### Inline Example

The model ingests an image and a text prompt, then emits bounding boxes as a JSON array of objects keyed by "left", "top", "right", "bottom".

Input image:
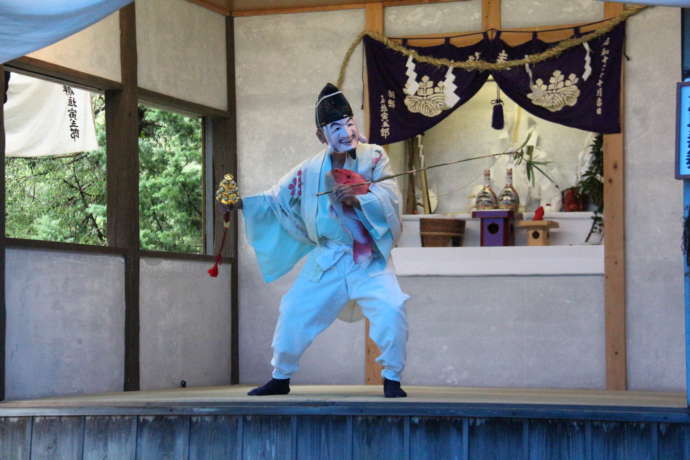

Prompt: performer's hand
[{"left": 334, "top": 184, "right": 360, "bottom": 208}]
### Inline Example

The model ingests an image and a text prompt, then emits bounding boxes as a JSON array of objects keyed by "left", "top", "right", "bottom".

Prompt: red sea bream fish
[{"left": 330, "top": 168, "right": 373, "bottom": 263}]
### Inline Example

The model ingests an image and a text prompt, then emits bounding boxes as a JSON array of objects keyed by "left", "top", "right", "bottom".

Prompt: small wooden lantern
[
  {"left": 471, "top": 210, "right": 520, "bottom": 247},
  {"left": 516, "top": 220, "right": 560, "bottom": 246}
]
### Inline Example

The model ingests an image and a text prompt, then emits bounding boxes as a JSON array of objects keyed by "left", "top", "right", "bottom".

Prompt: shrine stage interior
[{"left": 1, "top": 385, "right": 689, "bottom": 459}]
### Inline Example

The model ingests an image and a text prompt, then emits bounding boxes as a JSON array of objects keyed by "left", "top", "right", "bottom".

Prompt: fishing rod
[{"left": 317, "top": 135, "right": 559, "bottom": 196}]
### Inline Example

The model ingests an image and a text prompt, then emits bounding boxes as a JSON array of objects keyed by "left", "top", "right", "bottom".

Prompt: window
[
  {"left": 138, "top": 103, "right": 204, "bottom": 254},
  {"left": 5, "top": 72, "right": 106, "bottom": 245}
]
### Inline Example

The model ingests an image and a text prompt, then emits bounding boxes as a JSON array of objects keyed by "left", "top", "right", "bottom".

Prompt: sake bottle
[
  {"left": 475, "top": 169, "right": 498, "bottom": 210},
  {"left": 498, "top": 168, "right": 520, "bottom": 212}
]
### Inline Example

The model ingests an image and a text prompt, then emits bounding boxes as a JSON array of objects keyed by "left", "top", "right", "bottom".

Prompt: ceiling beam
[
  {"left": 188, "top": 0, "right": 231, "bottom": 16},
  {"left": 186, "top": 0, "right": 466, "bottom": 18}
]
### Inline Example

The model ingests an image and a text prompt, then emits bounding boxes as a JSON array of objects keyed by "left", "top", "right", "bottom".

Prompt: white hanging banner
[
  {"left": 4, "top": 73, "right": 99, "bottom": 157},
  {"left": 0, "top": 0, "right": 133, "bottom": 64}
]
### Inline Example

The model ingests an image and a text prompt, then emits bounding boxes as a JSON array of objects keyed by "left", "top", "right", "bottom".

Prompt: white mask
[{"left": 321, "top": 117, "right": 360, "bottom": 153}]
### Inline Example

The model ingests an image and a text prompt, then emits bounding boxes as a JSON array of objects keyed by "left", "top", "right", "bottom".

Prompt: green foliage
[
  {"left": 510, "top": 134, "right": 559, "bottom": 189},
  {"left": 578, "top": 133, "right": 604, "bottom": 240},
  {"left": 5, "top": 95, "right": 204, "bottom": 253},
  {"left": 138, "top": 104, "right": 203, "bottom": 253},
  {"left": 578, "top": 133, "right": 604, "bottom": 212}
]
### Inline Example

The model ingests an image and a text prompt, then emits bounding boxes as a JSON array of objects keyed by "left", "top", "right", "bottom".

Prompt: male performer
[{"left": 229, "top": 83, "right": 409, "bottom": 398}]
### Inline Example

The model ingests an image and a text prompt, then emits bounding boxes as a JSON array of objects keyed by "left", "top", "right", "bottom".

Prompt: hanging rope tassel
[
  {"left": 491, "top": 86, "right": 504, "bottom": 130},
  {"left": 208, "top": 211, "right": 231, "bottom": 278}
]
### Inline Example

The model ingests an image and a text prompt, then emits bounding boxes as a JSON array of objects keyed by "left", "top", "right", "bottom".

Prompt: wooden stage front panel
[{"left": 1, "top": 386, "right": 689, "bottom": 460}]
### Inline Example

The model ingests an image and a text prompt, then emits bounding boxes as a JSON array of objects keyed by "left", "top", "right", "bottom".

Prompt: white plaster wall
[
  {"left": 27, "top": 12, "right": 121, "bottom": 83},
  {"left": 5, "top": 249, "right": 125, "bottom": 400},
  {"left": 402, "top": 276, "right": 605, "bottom": 388},
  {"left": 139, "top": 258, "right": 231, "bottom": 390},
  {"left": 501, "top": 0, "right": 603, "bottom": 28},
  {"left": 624, "top": 7, "right": 684, "bottom": 391},
  {"left": 234, "top": 4, "right": 684, "bottom": 391},
  {"left": 235, "top": 10, "right": 366, "bottom": 385},
  {"left": 384, "top": 1, "right": 482, "bottom": 36},
  {"left": 136, "top": 0, "right": 227, "bottom": 110}
]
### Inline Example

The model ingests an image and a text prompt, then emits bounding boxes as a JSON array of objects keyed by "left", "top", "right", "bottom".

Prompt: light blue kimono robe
[
  {"left": 241, "top": 143, "right": 409, "bottom": 381},
  {"left": 242, "top": 142, "right": 403, "bottom": 285}
]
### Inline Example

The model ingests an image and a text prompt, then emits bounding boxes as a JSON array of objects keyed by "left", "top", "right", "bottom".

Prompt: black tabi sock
[
  {"left": 247, "top": 378, "right": 290, "bottom": 396},
  {"left": 383, "top": 378, "right": 407, "bottom": 398}
]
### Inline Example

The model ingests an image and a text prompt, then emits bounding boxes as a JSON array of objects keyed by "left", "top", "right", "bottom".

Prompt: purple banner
[{"left": 365, "top": 23, "right": 624, "bottom": 145}]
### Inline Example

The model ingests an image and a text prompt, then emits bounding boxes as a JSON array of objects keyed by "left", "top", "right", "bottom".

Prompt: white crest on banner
[
  {"left": 527, "top": 70, "right": 581, "bottom": 112},
  {"left": 524, "top": 52, "right": 581, "bottom": 113},
  {"left": 4, "top": 73, "right": 99, "bottom": 157},
  {"left": 403, "top": 55, "right": 419, "bottom": 97},
  {"left": 582, "top": 42, "right": 592, "bottom": 81},
  {"left": 402, "top": 56, "right": 460, "bottom": 118},
  {"left": 443, "top": 66, "right": 460, "bottom": 108}
]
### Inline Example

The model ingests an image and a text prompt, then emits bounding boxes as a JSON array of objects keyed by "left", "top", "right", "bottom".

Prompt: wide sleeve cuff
[
  {"left": 355, "top": 192, "right": 389, "bottom": 240},
  {"left": 242, "top": 194, "right": 313, "bottom": 283}
]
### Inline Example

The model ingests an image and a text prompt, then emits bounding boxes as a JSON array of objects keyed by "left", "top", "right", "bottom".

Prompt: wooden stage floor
[{"left": 0, "top": 385, "right": 685, "bottom": 419}]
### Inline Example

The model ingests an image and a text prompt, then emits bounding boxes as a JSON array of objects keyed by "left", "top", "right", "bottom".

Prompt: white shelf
[
  {"left": 399, "top": 212, "right": 599, "bottom": 248},
  {"left": 392, "top": 245, "right": 604, "bottom": 277}
]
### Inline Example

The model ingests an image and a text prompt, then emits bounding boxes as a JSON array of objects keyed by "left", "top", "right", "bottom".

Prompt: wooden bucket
[{"left": 420, "top": 218, "right": 465, "bottom": 247}]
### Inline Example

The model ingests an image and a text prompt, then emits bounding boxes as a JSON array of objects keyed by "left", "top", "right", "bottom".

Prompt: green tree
[
  {"left": 138, "top": 104, "right": 203, "bottom": 253},
  {"left": 5, "top": 95, "right": 107, "bottom": 245}
]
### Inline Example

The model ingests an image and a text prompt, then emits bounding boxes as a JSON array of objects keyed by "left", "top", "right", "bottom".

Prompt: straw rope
[{"left": 336, "top": 5, "right": 648, "bottom": 88}]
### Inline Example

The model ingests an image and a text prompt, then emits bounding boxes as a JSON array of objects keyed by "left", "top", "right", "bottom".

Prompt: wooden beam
[
  {"left": 231, "top": 0, "right": 462, "bottom": 17},
  {"left": 403, "top": 34, "right": 483, "bottom": 47},
  {"left": 5, "top": 238, "right": 127, "bottom": 256},
  {"left": 5, "top": 56, "right": 122, "bottom": 92},
  {"left": 363, "top": 2, "right": 385, "bottom": 386},
  {"left": 138, "top": 87, "right": 230, "bottom": 118},
  {"left": 363, "top": 2, "right": 383, "bottom": 141},
  {"left": 482, "top": 0, "right": 501, "bottom": 31},
  {"left": 106, "top": 4, "right": 140, "bottom": 392},
  {"left": 382, "top": 0, "right": 463, "bottom": 5},
  {"left": 365, "top": 2, "right": 384, "bottom": 33},
  {"left": 233, "top": 1, "right": 364, "bottom": 16},
  {"left": 188, "top": 0, "right": 231, "bottom": 16},
  {"left": 139, "top": 250, "right": 233, "bottom": 264},
  {"left": 394, "top": 18, "right": 609, "bottom": 47},
  {"left": 603, "top": 1, "right": 627, "bottom": 391},
  {"left": 227, "top": 16, "right": 240, "bottom": 385},
  {"left": 0, "top": 67, "right": 6, "bottom": 401}
]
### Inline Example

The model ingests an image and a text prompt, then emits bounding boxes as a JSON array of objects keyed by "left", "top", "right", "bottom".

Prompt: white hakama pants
[{"left": 270, "top": 246, "right": 409, "bottom": 382}]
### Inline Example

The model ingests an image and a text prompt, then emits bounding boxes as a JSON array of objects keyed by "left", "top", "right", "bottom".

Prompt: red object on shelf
[
  {"left": 562, "top": 187, "right": 585, "bottom": 211},
  {"left": 533, "top": 206, "right": 544, "bottom": 221}
]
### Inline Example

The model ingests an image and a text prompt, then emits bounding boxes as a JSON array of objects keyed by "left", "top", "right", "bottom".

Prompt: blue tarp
[{"left": 0, "top": 0, "right": 133, "bottom": 64}]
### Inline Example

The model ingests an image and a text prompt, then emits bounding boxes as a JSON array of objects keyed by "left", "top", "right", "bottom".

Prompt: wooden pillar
[
  {"left": 363, "top": 2, "right": 383, "bottom": 140},
  {"left": 0, "top": 68, "right": 6, "bottom": 401},
  {"left": 364, "top": 2, "right": 385, "bottom": 385},
  {"left": 603, "top": 2, "right": 627, "bottom": 391},
  {"left": 482, "top": 0, "right": 501, "bottom": 32},
  {"left": 106, "top": 4, "right": 140, "bottom": 391},
  {"left": 212, "top": 15, "right": 241, "bottom": 384}
]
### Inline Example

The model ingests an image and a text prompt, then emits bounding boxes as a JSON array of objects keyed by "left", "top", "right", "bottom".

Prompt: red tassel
[{"left": 208, "top": 212, "right": 231, "bottom": 278}]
